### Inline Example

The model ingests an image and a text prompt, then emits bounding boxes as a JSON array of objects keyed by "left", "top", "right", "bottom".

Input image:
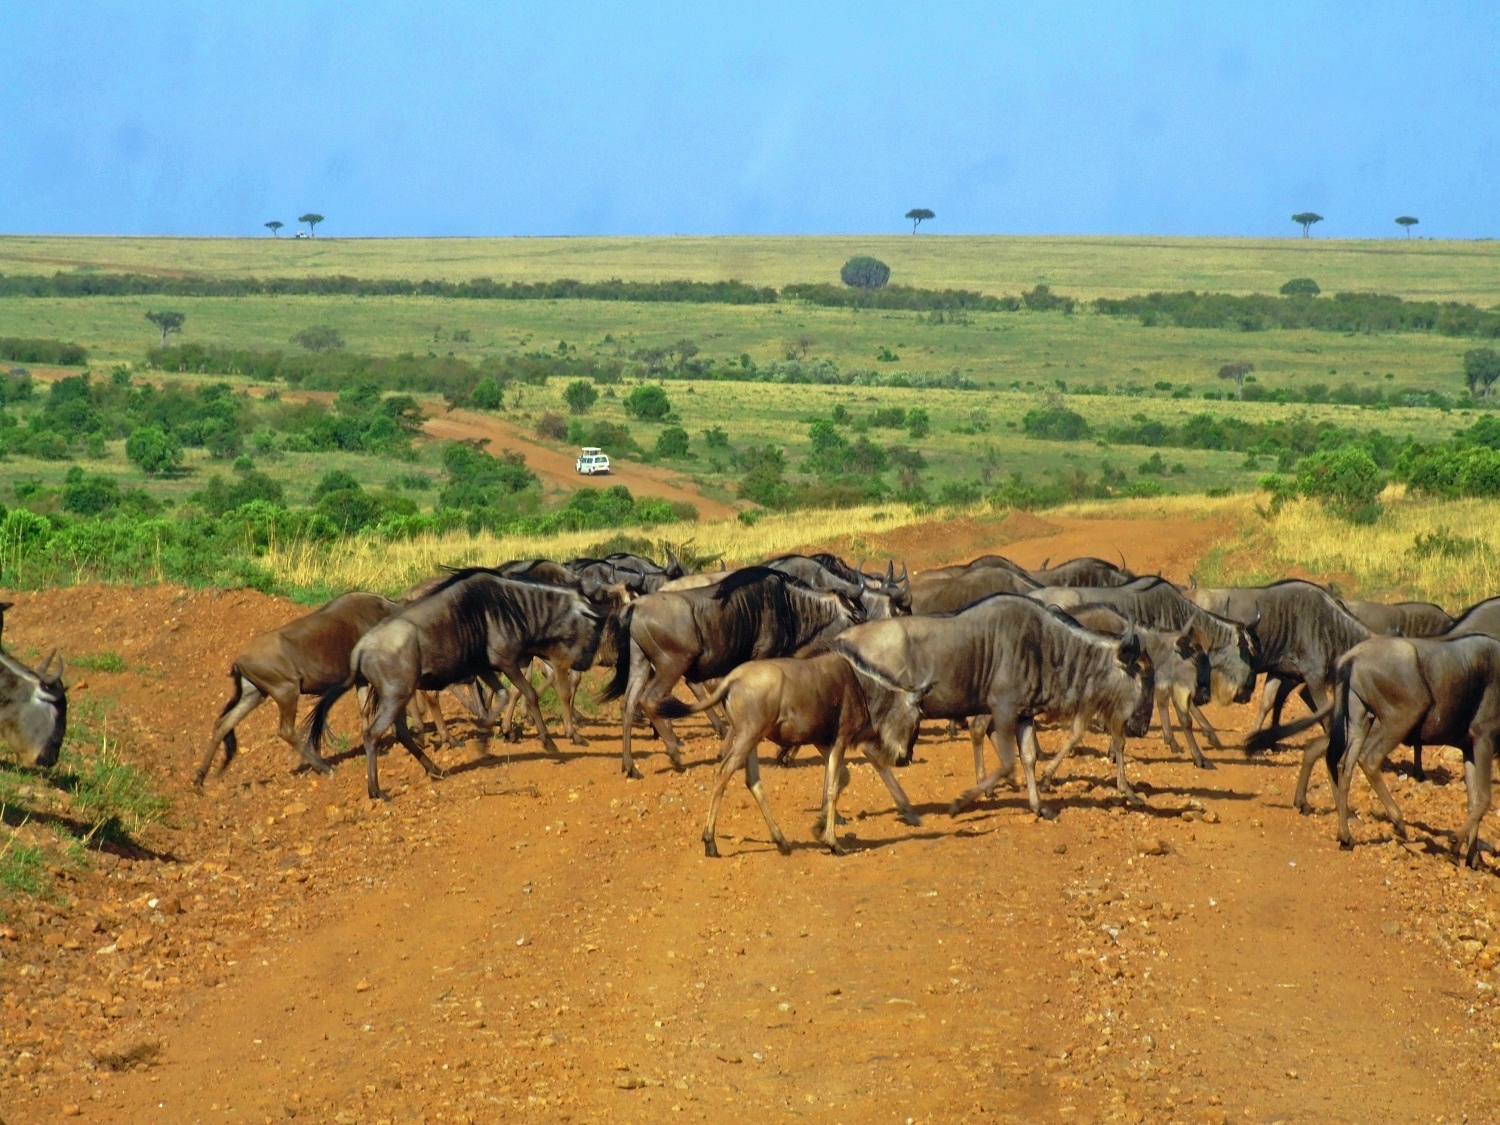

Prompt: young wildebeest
[
  {"left": 307, "top": 570, "right": 611, "bottom": 799},
  {"left": 657, "top": 653, "right": 927, "bottom": 856},
  {"left": 600, "top": 567, "right": 863, "bottom": 779},
  {"left": 1250, "top": 634, "right": 1500, "bottom": 867},
  {"left": 828, "top": 594, "right": 1155, "bottom": 819},
  {"left": 0, "top": 649, "right": 67, "bottom": 768},
  {"left": 195, "top": 591, "right": 399, "bottom": 786}
]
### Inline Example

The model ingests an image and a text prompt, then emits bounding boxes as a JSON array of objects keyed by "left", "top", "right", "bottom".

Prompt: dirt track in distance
[{"left": 2, "top": 512, "right": 1499, "bottom": 1124}]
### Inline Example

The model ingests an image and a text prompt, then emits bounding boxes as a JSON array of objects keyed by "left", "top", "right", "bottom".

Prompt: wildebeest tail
[
  {"left": 597, "top": 602, "right": 634, "bottom": 703},
  {"left": 1324, "top": 659, "right": 1355, "bottom": 778},
  {"left": 304, "top": 676, "right": 355, "bottom": 756},
  {"left": 217, "top": 665, "right": 245, "bottom": 768},
  {"left": 1244, "top": 703, "right": 1333, "bottom": 754},
  {"left": 655, "top": 679, "right": 732, "bottom": 720}
]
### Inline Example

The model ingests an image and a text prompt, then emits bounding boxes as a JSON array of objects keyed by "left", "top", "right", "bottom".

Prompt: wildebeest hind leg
[
  {"left": 1291, "top": 681, "right": 1332, "bottom": 813},
  {"left": 703, "top": 724, "right": 755, "bottom": 858},
  {"left": 550, "top": 661, "right": 588, "bottom": 746},
  {"left": 1173, "top": 699, "right": 1214, "bottom": 769},
  {"left": 500, "top": 659, "right": 560, "bottom": 755},
  {"left": 394, "top": 710, "right": 446, "bottom": 781},
  {"left": 1459, "top": 736, "right": 1495, "bottom": 868},
  {"left": 1040, "top": 716, "right": 1087, "bottom": 790},
  {"left": 195, "top": 675, "right": 266, "bottom": 785},
  {"left": 744, "top": 751, "right": 791, "bottom": 855},
  {"left": 1187, "top": 703, "right": 1225, "bottom": 751},
  {"left": 272, "top": 684, "right": 330, "bottom": 776}
]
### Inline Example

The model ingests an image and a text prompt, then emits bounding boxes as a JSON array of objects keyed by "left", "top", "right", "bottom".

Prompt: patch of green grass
[
  {"left": 70, "top": 651, "right": 128, "bottom": 673},
  {"left": 0, "top": 830, "right": 47, "bottom": 898}
]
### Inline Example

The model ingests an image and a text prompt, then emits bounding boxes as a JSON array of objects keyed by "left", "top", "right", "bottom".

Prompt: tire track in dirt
[
  {"left": 423, "top": 408, "right": 737, "bottom": 521},
  {"left": 3, "top": 516, "right": 1500, "bottom": 1123}
]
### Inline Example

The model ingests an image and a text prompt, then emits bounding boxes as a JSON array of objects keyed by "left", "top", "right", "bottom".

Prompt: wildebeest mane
[{"left": 711, "top": 565, "right": 805, "bottom": 601}]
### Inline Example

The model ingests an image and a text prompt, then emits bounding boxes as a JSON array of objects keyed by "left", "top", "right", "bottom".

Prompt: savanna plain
[{"left": 4, "top": 235, "right": 1500, "bottom": 1123}]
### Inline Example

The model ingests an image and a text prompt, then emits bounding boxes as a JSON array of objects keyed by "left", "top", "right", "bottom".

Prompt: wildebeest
[
  {"left": 0, "top": 649, "right": 66, "bottom": 768},
  {"left": 569, "top": 550, "right": 686, "bottom": 596},
  {"left": 600, "top": 567, "right": 863, "bottom": 778},
  {"left": 307, "top": 570, "right": 612, "bottom": 798},
  {"left": 1250, "top": 634, "right": 1500, "bottom": 867},
  {"left": 1446, "top": 596, "right": 1500, "bottom": 641},
  {"left": 826, "top": 594, "right": 1155, "bottom": 818},
  {"left": 909, "top": 566, "right": 1040, "bottom": 615},
  {"left": 657, "top": 652, "right": 927, "bottom": 856},
  {"left": 763, "top": 553, "right": 911, "bottom": 617},
  {"left": 1029, "top": 578, "right": 1258, "bottom": 709},
  {"left": 195, "top": 591, "right": 399, "bottom": 786},
  {"left": 1023, "top": 555, "right": 1137, "bottom": 588}
]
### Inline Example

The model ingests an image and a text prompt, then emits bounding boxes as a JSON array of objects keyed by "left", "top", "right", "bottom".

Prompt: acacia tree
[
  {"left": 145, "top": 309, "right": 185, "bottom": 347},
  {"left": 1395, "top": 216, "right": 1419, "bottom": 238},
  {"left": 905, "top": 208, "right": 935, "bottom": 233},
  {"left": 1464, "top": 348, "right": 1500, "bottom": 400},
  {"left": 265, "top": 220, "right": 283, "bottom": 237},
  {"left": 1292, "top": 212, "right": 1323, "bottom": 238},
  {"left": 299, "top": 212, "right": 325, "bottom": 236},
  {"left": 1218, "top": 361, "right": 1255, "bottom": 399}
]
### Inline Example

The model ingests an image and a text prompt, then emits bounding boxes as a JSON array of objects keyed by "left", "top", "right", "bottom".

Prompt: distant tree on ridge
[
  {"left": 905, "top": 208, "right": 935, "bottom": 233},
  {"left": 1292, "top": 212, "right": 1323, "bottom": 238}
]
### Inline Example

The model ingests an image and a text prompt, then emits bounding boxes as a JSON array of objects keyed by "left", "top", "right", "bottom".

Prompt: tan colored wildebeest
[
  {"left": 194, "top": 591, "right": 398, "bottom": 785},
  {"left": 0, "top": 647, "right": 66, "bottom": 768}
]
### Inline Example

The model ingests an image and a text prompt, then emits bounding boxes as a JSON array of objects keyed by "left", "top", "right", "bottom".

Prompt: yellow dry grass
[{"left": 261, "top": 503, "right": 937, "bottom": 594}]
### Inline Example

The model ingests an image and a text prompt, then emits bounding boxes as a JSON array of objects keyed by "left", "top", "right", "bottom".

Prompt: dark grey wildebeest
[
  {"left": 1250, "top": 633, "right": 1500, "bottom": 867},
  {"left": 1029, "top": 577, "right": 1258, "bottom": 711},
  {"left": 657, "top": 652, "right": 927, "bottom": 856},
  {"left": 196, "top": 591, "right": 399, "bottom": 786},
  {"left": 307, "top": 570, "right": 612, "bottom": 798},
  {"left": 826, "top": 594, "right": 1155, "bottom": 818},
  {"left": 600, "top": 567, "right": 863, "bottom": 778},
  {"left": 0, "top": 649, "right": 66, "bottom": 769},
  {"left": 763, "top": 553, "right": 911, "bottom": 617}
]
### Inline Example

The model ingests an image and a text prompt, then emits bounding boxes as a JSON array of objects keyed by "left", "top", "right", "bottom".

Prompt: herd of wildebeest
[{"left": 7, "top": 544, "right": 1500, "bottom": 866}]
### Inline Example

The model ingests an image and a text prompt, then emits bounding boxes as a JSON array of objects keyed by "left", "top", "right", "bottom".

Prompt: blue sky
[{"left": 2, "top": 2, "right": 1496, "bottom": 238}]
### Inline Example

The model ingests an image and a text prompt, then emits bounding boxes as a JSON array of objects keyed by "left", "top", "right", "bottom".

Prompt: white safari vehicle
[{"left": 575, "top": 447, "right": 611, "bottom": 475}]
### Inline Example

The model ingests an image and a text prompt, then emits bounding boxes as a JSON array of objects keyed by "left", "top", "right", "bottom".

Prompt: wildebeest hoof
[
  {"left": 1036, "top": 806, "right": 1059, "bottom": 821},
  {"left": 775, "top": 837, "right": 793, "bottom": 856},
  {"left": 826, "top": 840, "right": 847, "bottom": 856},
  {"left": 1296, "top": 803, "right": 1313, "bottom": 816},
  {"left": 947, "top": 799, "right": 966, "bottom": 817},
  {"left": 1339, "top": 837, "right": 1354, "bottom": 850},
  {"left": 541, "top": 741, "right": 562, "bottom": 756},
  {"left": 570, "top": 734, "right": 590, "bottom": 747},
  {"left": 1196, "top": 759, "right": 1217, "bottom": 771},
  {"left": 703, "top": 839, "right": 720, "bottom": 858},
  {"left": 624, "top": 765, "right": 643, "bottom": 780},
  {"left": 1392, "top": 822, "right": 1409, "bottom": 841},
  {"left": 899, "top": 810, "right": 923, "bottom": 827},
  {"left": 835, "top": 813, "right": 849, "bottom": 826}
]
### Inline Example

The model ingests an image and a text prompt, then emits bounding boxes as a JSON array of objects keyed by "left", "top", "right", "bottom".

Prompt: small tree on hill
[
  {"left": 145, "top": 309, "right": 185, "bottom": 347},
  {"left": 1395, "top": 216, "right": 1419, "bottom": 238},
  {"left": 1292, "top": 212, "right": 1323, "bottom": 238},
  {"left": 1218, "top": 361, "right": 1255, "bottom": 399},
  {"left": 265, "top": 220, "right": 283, "bottom": 237},
  {"left": 564, "top": 379, "right": 599, "bottom": 414},
  {"left": 1280, "top": 277, "right": 1321, "bottom": 297},
  {"left": 1464, "top": 348, "right": 1500, "bottom": 400},
  {"left": 299, "top": 212, "right": 324, "bottom": 236},
  {"left": 622, "top": 383, "right": 671, "bottom": 421},
  {"left": 125, "top": 426, "right": 183, "bottom": 475},
  {"left": 840, "top": 256, "right": 891, "bottom": 289},
  {"left": 290, "top": 325, "right": 345, "bottom": 352},
  {"left": 905, "top": 208, "right": 935, "bottom": 233}
]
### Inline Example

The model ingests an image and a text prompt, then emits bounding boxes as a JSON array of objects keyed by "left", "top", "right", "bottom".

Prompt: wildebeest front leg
[
  {"left": 743, "top": 750, "right": 792, "bottom": 855},
  {"left": 1109, "top": 735, "right": 1143, "bottom": 805},
  {"left": 1159, "top": 698, "right": 1183, "bottom": 754},
  {"left": 702, "top": 725, "right": 755, "bottom": 857},
  {"left": 818, "top": 740, "right": 851, "bottom": 853},
  {"left": 1040, "top": 716, "right": 1088, "bottom": 790},
  {"left": 968, "top": 714, "right": 1016, "bottom": 791},
  {"left": 195, "top": 675, "right": 267, "bottom": 785},
  {"left": 1187, "top": 702, "right": 1225, "bottom": 751},
  {"left": 1172, "top": 699, "right": 1214, "bottom": 769},
  {"left": 1459, "top": 736, "right": 1495, "bottom": 868},
  {"left": 499, "top": 659, "right": 560, "bottom": 755},
  {"left": 1291, "top": 681, "right": 1332, "bottom": 814},
  {"left": 549, "top": 661, "right": 588, "bottom": 746}
]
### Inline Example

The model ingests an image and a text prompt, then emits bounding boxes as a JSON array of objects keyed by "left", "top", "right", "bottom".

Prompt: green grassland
[
  {"left": 0, "top": 235, "right": 1493, "bottom": 519},
  {"left": 3, "top": 233, "right": 1500, "bottom": 302}
]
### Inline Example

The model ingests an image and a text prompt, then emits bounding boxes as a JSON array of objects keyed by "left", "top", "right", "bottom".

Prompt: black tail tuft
[
  {"left": 304, "top": 679, "right": 354, "bottom": 756},
  {"left": 597, "top": 603, "right": 634, "bottom": 703},
  {"left": 655, "top": 697, "right": 693, "bottom": 720},
  {"left": 1244, "top": 708, "right": 1328, "bottom": 755}
]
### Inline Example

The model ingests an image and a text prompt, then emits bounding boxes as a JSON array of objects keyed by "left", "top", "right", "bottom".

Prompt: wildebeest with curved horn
[
  {"left": 1023, "top": 555, "right": 1137, "bottom": 588},
  {"left": 0, "top": 648, "right": 67, "bottom": 768},
  {"left": 763, "top": 553, "right": 911, "bottom": 617},
  {"left": 307, "top": 569, "right": 613, "bottom": 799},
  {"left": 909, "top": 565, "right": 1042, "bottom": 615},
  {"left": 600, "top": 567, "right": 864, "bottom": 778},
  {"left": 195, "top": 591, "right": 399, "bottom": 786},
  {"left": 826, "top": 593, "right": 1155, "bottom": 818}
]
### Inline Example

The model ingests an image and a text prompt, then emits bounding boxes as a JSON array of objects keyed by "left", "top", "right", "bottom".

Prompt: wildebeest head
[
  {"left": 0, "top": 649, "right": 67, "bottom": 768},
  {"left": 1175, "top": 629, "right": 1213, "bottom": 707},
  {"left": 1190, "top": 612, "right": 1258, "bottom": 705},
  {"left": 843, "top": 652, "right": 931, "bottom": 764},
  {"left": 1114, "top": 626, "right": 1156, "bottom": 739}
]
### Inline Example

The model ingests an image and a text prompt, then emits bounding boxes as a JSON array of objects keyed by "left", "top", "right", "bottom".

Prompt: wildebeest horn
[
  {"left": 1040, "top": 557, "right": 1051, "bottom": 570},
  {"left": 666, "top": 546, "right": 681, "bottom": 569},
  {"left": 1251, "top": 607, "right": 1262, "bottom": 629},
  {"left": 1188, "top": 573, "right": 1198, "bottom": 590},
  {"left": 40, "top": 649, "right": 59, "bottom": 679},
  {"left": 885, "top": 560, "right": 895, "bottom": 583}
]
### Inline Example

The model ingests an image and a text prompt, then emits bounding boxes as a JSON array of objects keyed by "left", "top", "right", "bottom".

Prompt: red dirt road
[
  {"left": 2, "top": 513, "right": 1499, "bottom": 1123},
  {"left": 422, "top": 408, "right": 737, "bottom": 521}
]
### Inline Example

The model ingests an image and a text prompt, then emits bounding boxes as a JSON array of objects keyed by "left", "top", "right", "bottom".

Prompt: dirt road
[
  {"left": 2, "top": 513, "right": 1498, "bottom": 1123},
  {"left": 422, "top": 408, "right": 737, "bottom": 521}
]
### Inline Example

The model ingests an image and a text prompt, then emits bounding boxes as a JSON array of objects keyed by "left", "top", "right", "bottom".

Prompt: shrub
[
  {"left": 290, "top": 325, "right": 346, "bottom": 352},
  {"left": 1280, "top": 278, "right": 1321, "bottom": 297},
  {"left": 906, "top": 407, "right": 931, "bottom": 440},
  {"left": 1295, "top": 444, "right": 1385, "bottom": 523},
  {"left": 124, "top": 426, "right": 183, "bottom": 475},
  {"left": 654, "top": 425, "right": 691, "bottom": 459},
  {"left": 1021, "top": 405, "right": 1091, "bottom": 441},
  {"left": 840, "top": 256, "right": 891, "bottom": 290},
  {"left": 622, "top": 384, "right": 672, "bottom": 421},
  {"left": 469, "top": 377, "right": 504, "bottom": 410},
  {"left": 536, "top": 412, "right": 568, "bottom": 440},
  {"left": 563, "top": 379, "right": 599, "bottom": 414},
  {"left": 703, "top": 426, "right": 729, "bottom": 448}
]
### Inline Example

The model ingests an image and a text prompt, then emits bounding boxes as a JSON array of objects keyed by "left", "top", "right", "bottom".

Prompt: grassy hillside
[{"left": 2, "top": 234, "right": 1499, "bottom": 302}]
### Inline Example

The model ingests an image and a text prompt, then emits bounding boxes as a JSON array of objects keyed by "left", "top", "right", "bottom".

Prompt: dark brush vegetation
[
  {"left": 0, "top": 337, "right": 88, "bottom": 365},
  {"left": 1096, "top": 288, "right": 1500, "bottom": 338}
]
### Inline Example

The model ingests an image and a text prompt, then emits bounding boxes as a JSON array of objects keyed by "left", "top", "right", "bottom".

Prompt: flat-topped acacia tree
[
  {"left": 905, "top": 208, "right": 934, "bottom": 233},
  {"left": 1395, "top": 216, "right": 1419, "bottom": 238},
  {"left": 1292, "top": 212, "right": 1323, "bottom": 238},
  {"left": 299, "top": 213, "right": 324, "bottom": 236}
]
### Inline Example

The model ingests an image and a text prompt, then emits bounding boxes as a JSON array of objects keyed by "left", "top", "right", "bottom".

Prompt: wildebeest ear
[{"left": 1116, "top": 629, "right": 1143, "bottom": 667}]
